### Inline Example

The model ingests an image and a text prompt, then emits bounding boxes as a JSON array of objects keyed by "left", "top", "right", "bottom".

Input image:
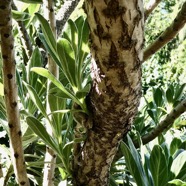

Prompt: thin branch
[
  {"left": 12, "top": 1, "right": 33, "bottom": 59},
  {"left": 56, "top": 0, "right": 81, "bottom": 36},
  {"left": 144, "top": 1, "right": 186, "bottom": 62},
  {"left": 0, "top": 0, "right": 30, "bottom": 185},
  {"left": 42, "top": 0, "right": 58, "bottom": 185},
  {"left": 145, "top": 0, "right": 162, "bottom": 20},
  {"left": 135, "top": 99, "right": 186, "bottom": 147}
]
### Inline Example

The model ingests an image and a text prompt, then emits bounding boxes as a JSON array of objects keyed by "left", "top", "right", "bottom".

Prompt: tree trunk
[{"left": 73, "top": 0, "right": 144, "bottom": 185}]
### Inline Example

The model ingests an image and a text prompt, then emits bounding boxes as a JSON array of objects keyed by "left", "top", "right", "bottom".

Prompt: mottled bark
[
  {"left": 144, "top": 1, "right": 186, "bottom": 61},
  {"left": 0, "top": 0, "right": 30, "bottom": 185},
  {"left": 73, "top": 0, "right": 144, "bottom": 185},
  {"left": 42, "top": 0, "right": 58, "bottom": 185}
]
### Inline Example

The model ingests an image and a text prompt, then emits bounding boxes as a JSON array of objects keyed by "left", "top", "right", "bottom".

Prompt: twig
[
  {"left": 0, "top": 0, "right": 30, "bottom": 185},
  {"left": 145, "top": 0, "right": 162, "bottom": 20},
  {"left": 144, "top": 1, "right": 186, "bottom": 61},
  {"left": 42, "top": 0, "right": 58, "bottom": 185},
  {"left": 135, "top": 99, "right": 186, "bottom": 147},
  {"left": 12, "top": 1, "right": 33, "bottom": 59},
  {"left": 56, "top": 0, "right": 81, "bottom": 36}
]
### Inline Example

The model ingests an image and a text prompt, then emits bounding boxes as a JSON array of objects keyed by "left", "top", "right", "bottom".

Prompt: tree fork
[
  {"left": 73, "top": 1, "right": 144, "bottom": 185},
  {"left": 0, "top": 0, "right": 30, "bottom": 185}
]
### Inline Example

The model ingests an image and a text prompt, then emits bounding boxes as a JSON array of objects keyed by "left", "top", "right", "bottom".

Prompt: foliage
[{"left": 0, "top": 0, "right": 185, "bottom": 185}]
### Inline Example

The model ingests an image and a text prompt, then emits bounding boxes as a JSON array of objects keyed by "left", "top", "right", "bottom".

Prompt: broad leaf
[
  {"left": 171, "top": 151, "right": 186, "bottom": 180},
  {"left": 150, "top": 145, "right": 168, "bottom": 186}
]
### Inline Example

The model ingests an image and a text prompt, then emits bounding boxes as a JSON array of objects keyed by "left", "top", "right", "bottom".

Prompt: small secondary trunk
[
  {"left": 73, "top": 1, "right": 144, "bottom": 185},
  {"left": 0, "top": 0, "right": 30, "bottom": 185}
]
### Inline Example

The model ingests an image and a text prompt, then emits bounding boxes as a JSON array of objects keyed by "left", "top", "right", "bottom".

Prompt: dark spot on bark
[
  {"left": 159, "top": 37, "right": 164, "bottom": 42},
  {"left": 53, "top": 154, "right": 56, "bottom": 158},
  {"left": 14, "top": 60, "right": 16, "bottom": 64},
  {"left": 50, "top": 8, "right": 54, "bottom": 12},
  {"left": 20, "top": 181, "right": 26, "bottom": 185},
  {"left": 0, "top": 5, "right": 6, "bottom": 9},
  {"left": 7, "top": 74, "right": 13, "bottom": 79},
  {"left": 10, "top": 44, "right": 13, "bottom": 50},
  {"left": 4, "top": 33, "right": 10, "bottom": 38},
  {"left": 12, "top": 102, "right": 17, "bottom": 107},
  {"left": 102, "top": 0, "right": 126, "bottom": 18},
  {"left": 18, "top": 131, "right": 22, "bottom": 136},
  {"left": 14, "top": 152, "right": 19, "bottom": 158},
  {"left": 2, "top": 55, "right": 8, "bottom": 59},
  {"left": 8, "top": 123, "right": 13, "bottom": 128},
  {"left": 7, "top": 17, "right": 11, "bottom": 22},
  {"left": 109, "top": 42, "right": 118, "bottom": 66},
  {"left": 4, "top": 88, "right": 7, "bottom": 95}
]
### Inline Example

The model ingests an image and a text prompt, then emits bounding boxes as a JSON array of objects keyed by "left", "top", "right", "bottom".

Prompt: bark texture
[
  {"left": 0, "top": 0, "right": 30, "bottom": 185},
  {"left": 73, "top": 0, "right": 144, "bottom": 185}
]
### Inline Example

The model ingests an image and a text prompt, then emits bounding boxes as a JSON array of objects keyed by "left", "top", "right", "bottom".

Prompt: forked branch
[{"left": 144, "top": 1, "right": 186, "bottom": 61}]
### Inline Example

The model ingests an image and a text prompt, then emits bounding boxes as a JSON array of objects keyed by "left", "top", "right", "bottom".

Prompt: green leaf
[
  {"left": 49, "top": 87, "right": 71, "bottom": 99},
  {"left": 149, "top": 145, "right": 168, "bottom": 186},
  {"left": 153, "top": 88, "right": 163, "bottom": 107},
  {"left": 31, "top": 67, "right": 82, "bottom": 107},
  {"left": 170, "top": 138, "right": 182, "bottom": 156},
  {"left": 12, "top": 10, "right": 30, "bottom": 21},
  {"left": 168, "top": 179, "right": 186, "bottom": 186},
  {"left": 38, "top": 33, "right": 61, "bottom": 69},
  {"left": 24, "top": 82, "right": 48, "bottom": 119},
  {"left": 166, "top": 87, "right": 174, "bottom": 103},
  {"left": 0, "top": 83, "right": 3, "bottom": 96},
  {"left": 174, "top": 83, "right": 186, "bottom": 102},
  {"left": 171, "top": 151, "right": 186, "bottom": 180},
  {"left": 35, "top": 13, "right": 56, "bottom": 53},
  {"left": 26, "top": 116, "right": 59, "bottom": 154},
  {"left": 57, "top": 38, "right": 76, "bottom": 87},
  {"left": 16, "top": 0, "right": 42, "bottom": 3},
  {"left": 120, "top": 136, "right": 149, "bottom": 186}
]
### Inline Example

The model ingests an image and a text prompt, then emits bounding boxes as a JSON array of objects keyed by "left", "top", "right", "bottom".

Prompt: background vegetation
[{"left": 0, "top": 0, "right": 186, "bottom": 185}]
